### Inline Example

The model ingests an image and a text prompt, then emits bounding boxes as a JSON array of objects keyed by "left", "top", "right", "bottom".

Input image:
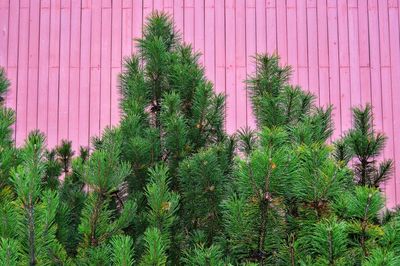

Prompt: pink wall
[{"left": 0, "top": 0, "right": 400, "bottom": 207}]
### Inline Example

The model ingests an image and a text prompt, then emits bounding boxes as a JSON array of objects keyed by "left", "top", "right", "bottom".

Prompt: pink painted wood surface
[{"left": 1, "top": 0, "right": 400, "bottom": 207}]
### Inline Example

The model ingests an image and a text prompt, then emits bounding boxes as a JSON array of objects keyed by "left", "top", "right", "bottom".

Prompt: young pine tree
[
  {"left": 335, "top": 104, "right": 393, "bottom": 188},
  {"left": 222, "top": 54, "right": 400, "bottom": 265},
  {"left": 75, "top": 128, "right": 137, "bottom": 264},
  {"left": 0, "top": 131, "right": 71, "bottom": 265},
  {"left": 56, "top": 146, "right": 87, "bottom": 257},
  {"left": 117, "top": 12, "right": 233, "bottom": 263},
  {"left": 118, "top": 12, "right": 227, "bottom": 194}
]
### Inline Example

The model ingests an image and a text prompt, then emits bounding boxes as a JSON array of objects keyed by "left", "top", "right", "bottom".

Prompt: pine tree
[
  {"left": 118, "top": 13, "right": 227, "bottom": 195},
  {"left": 75, "top": 128, "right": 137, "bottom": 263},
  {"left": 118, "top": 12, "right": 228, "bottom": 190},
  {"left": 0, "top": 131, "right": 70, "bottom": 265},
  {"left": 117, "top": 11, "right": 233, "bottom": 263},
  {"left": 221, "top": 54, "right": 400, "bottom": 265},
  {"left": 56, "top": 148, "right": 86, "bottom": 257},
  {"left": 335, "top": 104, "right": 393, "bottom": 188}
]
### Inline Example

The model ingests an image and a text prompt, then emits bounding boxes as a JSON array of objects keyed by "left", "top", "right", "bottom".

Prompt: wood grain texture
[{"left": 1, "top": 0, "right": 400, "bottom": 207}]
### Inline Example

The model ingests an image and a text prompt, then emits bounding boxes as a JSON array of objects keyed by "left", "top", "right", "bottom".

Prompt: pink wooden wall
[{"left": 0, "top": 0, "right": 400, "bottom": 207}]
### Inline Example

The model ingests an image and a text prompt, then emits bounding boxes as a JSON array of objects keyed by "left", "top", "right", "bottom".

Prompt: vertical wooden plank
[
  {"left": 317, "top": 0, "right": 329, "bottom": 109},
  {"left": 287, "top": 0, "right": 298, "bottom": 84},
  {"left": 204, "top": 0, "right": 215, "bottom": 83},
  {"left": 48, "top": 0, "right": 61, "bottom": 147},
  {"left": 6, "top": 0, "right": 19, "bottom": 114},
  {"left": 122, "top": 0, "right": 133, "bottom": 57},
  {"left": 100, "top": 2, "right": 112, "bottom": 130},
  {"left": 395, "top": 0, "right": 400, "bottom": 196},
  {"left": 154, "top": 0, "right": 163, "bottom": 11},
  {"left": 194, "top": 0, "right": 204, "bottom": 65},
  {"left": 368, "top": 0, "right": 383, "bottom": 133},
  {"left": 174, "top": 0, "right": 184, "bottom": 35},
  {"left": 368, "top": 0, "right": 385, "bottom": 195},
  {"left": 326, "top": 1, "right": 341, "bottom": 138},
  {"left": 215, "top": 0, "right": 225, "bottom": 98},
  {"left": 255, "top": 0, "right": 266, "bottom": 54},
  {"left": 348, "top": 0, "right": 361, "bottom": 107},
  {"left": 379, "top": 0, "right": 396, "bottom": 207},
  {"left": 381, "top": 68, "right": 394, "bottom": 207},
  {"left": 111, "top": 67, "right": 121, "bottom": 127},
  {"left": 90, "top": 0, "right": 102, "bottom": 139},
  {"left": 317, "top": 0, "right": 329, "bottom": 70},
  {"left": 111, "top": 0, "right": 122, "bottom": 126},
  {"left": 16, "top": 1, "right": 30, "bottom": 145},
  {"left": 276, "top": 0, "right": 287, "bottom": 65},
  {"left": 306, "top": 0, "right": 319, "bottom": 101},
  {"left": 337, "top": 0, "right": 351, "bottom": 133},
  {"left": 7, "top": 0, "right": 18, "bottom": 70},
  {"left": 388, "top": 1, "right": 400, "bottom": 205},
  {"left": 266, "top": 0, "right": 277, "bottom": 54},
  {"left": 236, "top": 0, "right": 246, "bottom": 130},
  {"left": 58, "top": 0, "right": 71, "bottom": 142},
  {"left": 143, "top": 0, "right": 153, "bottom": 26},
  {"left": 225, "top": 0, "right": 235, "bottom": 133},
  {"left": 102, "top": 0, "right": 111, "bottom": 8},
  {"left": 132, "top": 0, "right": 143, "bottom": 53},
  {"left": 79, "top": 1, "right": 91, "bottom": 147},
  {"left": 37, "top": 0, "right": 51, "bottom": 135},
  {"left": 26, "top": 0, "right": 40, "bottom": 135},
  {"left": 358, "top": 0, "right": 371, "bottom": 105},
  {"left": 69, "top": 0, "right": 81, "bottom": 150},
  {"left": 184, "top": 0, "right": 194, "bottom": 45},
  {"left": 297, "top": 0, "right": 308, "bottom": 90},
  {"left": 164, "top": 0, "right": 173, "bottom": 14},
  {"left": 0, "top": 0, "right": 9, "bottom": 68},
  {"left": 246, "top": 0, "right": 256, "bottom": 128}
]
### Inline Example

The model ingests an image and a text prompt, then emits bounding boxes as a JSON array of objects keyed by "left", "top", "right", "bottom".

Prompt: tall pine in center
[{"left": 117, "top": 12, "right": 233, "bottom": 262}]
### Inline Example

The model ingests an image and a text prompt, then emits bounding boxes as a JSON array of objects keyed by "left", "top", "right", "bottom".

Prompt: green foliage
[
  {"left": 77, "top": 130, "right": 137, "bottom": 258},
  {"left": 178, "top": 145, "right": 231, "bottom": 244},
  {"left": 145, "top": 164, "right": 179, "bottom": 248},
  {"left": 0, "top": 68, "right": 10, "bottom": 97},
  {"left": 0, "top": 68, "right": 18, "bottom": 190},
  {"left": 0, "top": 238, "right": 21, "bottom": 265},
  {"left": 246, "top": 55, "right": 313, "bottom": 129},
  {"left": 182, "top": 244, "right": 226, "bottom": 265},
  {"left": 291, "top": 144, "right": 352, "bottom": 217},
  {"left": 118, "top": 11, "right": 227, "bottom": 196},
  {"left": 43, "top": 149, "right": 62, "bottom": 190},
  {"left": 335, "top": 104, "right": 393, "bottom": 187},
  {"left": 1, "top": 14, "right": 400, "bottom": 266},
  {"left": 221, "top": 54, "right": 398, "bottom": 265},
  {"left": 56, "top": 139, "right": 75, "bottom": 174},
  {"left": 56, "top": 156, "right": 86, "bottom": 257},
  {"left": 116, "top": 11, "right": 232, "bottom": 264},
  {"left": 362, "top": 248, "right": 400, "bottom": 266},
  {"left": 2, "top": 131, "right": 70, "bottom": 265},
  {"left": 298, "top": 217, "right": 349, "bottom": 265},
  {"left": 110, "top": 235, "right": 135, "bottom": 266},
  {"left": 139, "top": 227, "right": 168, "bottom": 266}
]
